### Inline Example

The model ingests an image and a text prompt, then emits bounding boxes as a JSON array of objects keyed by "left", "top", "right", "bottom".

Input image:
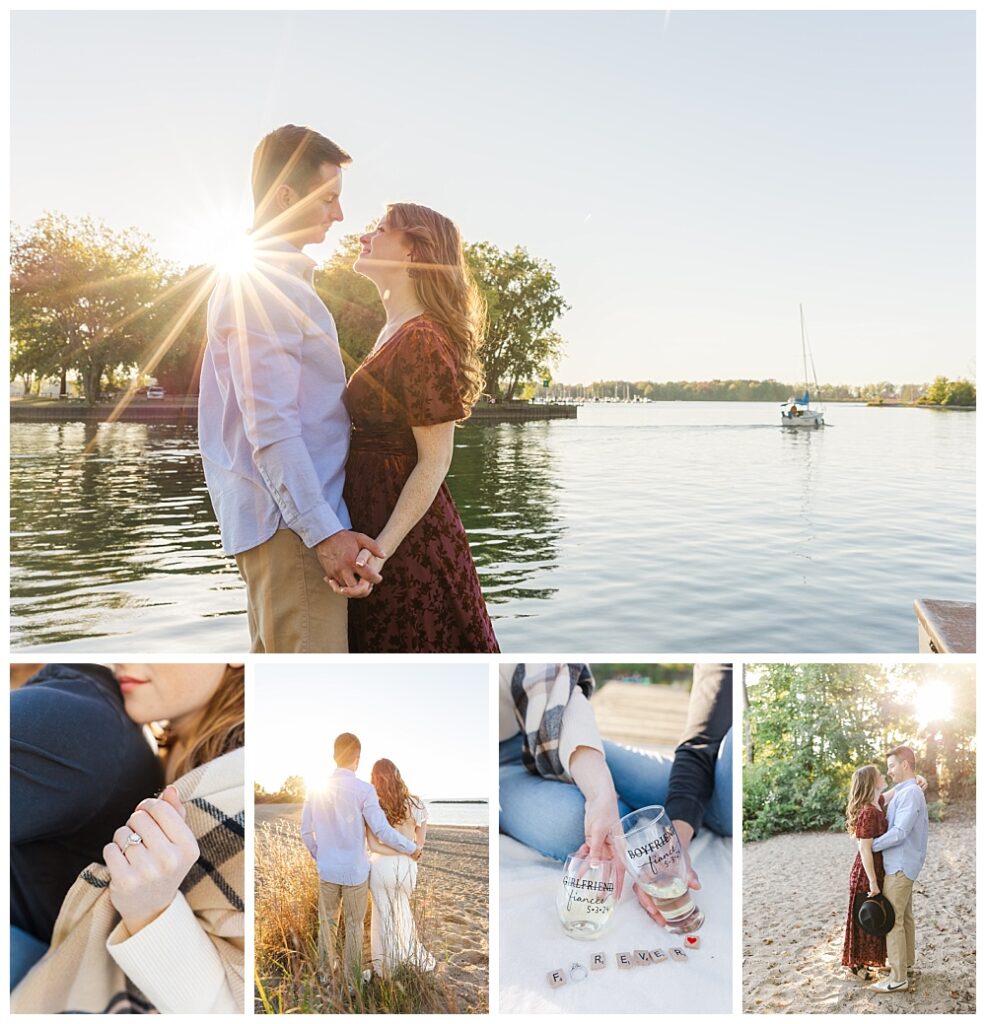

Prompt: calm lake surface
[{"left": 10, "top": 402, "right": 974, "bottom": 653}]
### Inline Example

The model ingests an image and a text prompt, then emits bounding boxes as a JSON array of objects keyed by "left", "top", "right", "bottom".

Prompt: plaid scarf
[
  {"left": 511, "top": 663, "right": 594, "bottom": 782},
  {"left": 12, "top": 747, "right": 244, "bottom": 1014}
]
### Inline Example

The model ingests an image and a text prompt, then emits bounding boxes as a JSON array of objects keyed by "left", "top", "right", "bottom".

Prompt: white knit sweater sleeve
[
  {"left": 106, "top": 893, "right": 239, "bottom": 1013},
  {"left": 558, "top": 688, "right": 606, "bottom": 774}
]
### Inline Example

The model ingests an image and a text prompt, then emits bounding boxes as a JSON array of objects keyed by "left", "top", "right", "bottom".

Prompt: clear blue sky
[
  {"left": 11, "top": 11, "right": 975, "bottom": 384},
  {"left": 252, "top": 662, "right": 489, "bottom": 798}
]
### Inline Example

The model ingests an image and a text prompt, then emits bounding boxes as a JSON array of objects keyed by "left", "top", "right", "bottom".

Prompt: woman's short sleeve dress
[
  {"left": 343, "top": 316, "right": 499, "bottom": 653},
  {"left": 840, "top": 801, "right": 888, "bottom": 969}
]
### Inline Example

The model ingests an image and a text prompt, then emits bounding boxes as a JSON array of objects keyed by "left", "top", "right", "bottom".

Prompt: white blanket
[{"left": 498, "top": 831, "right": 732, "bottom": 1014}]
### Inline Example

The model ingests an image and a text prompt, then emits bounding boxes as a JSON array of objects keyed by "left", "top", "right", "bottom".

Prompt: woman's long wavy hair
[
  {"left": 845, "top": 764, "right": 881, "bottom": 836},
  {"left": 371, "top": 758, "right": 424, "bottom": 828},
  {"left": 385, "top": 202, "right": 487, "bottom": 411},
  {"left": 153, "top": 664, "right": 245, "bottom": 780}
]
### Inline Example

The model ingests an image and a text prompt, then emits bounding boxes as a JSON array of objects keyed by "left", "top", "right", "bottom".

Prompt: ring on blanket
[
  {"left": 125, "top": 831, "right": 143, "bottom": 847},
  {"left": 569, "top": 962, "right": 588, "bottom": 982}
]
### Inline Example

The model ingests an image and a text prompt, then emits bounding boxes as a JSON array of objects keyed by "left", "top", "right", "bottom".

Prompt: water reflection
[
  {"left": 9, "top": 404, "right": 976, "bottom": 653},
  {"left": 11, "top": 423, "right": 233, "bottom": 647},
  {"left": 447, "top": 422, "right": 564, "bottom": 602}
]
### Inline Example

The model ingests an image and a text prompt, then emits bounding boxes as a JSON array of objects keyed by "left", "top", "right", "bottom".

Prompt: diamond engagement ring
[{"left": 126, "top": 831, "right": 143, "bottom": 847}]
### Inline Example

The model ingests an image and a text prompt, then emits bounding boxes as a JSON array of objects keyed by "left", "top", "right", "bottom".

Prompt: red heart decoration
[{"left": 686, "top": 937, "right": 697, "bottom": 945}]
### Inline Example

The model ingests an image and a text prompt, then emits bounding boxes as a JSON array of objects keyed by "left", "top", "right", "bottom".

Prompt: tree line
[
  {"left": 553, "top": 378, "right": 975, "bottom": 405},
  {"left": 743, "top": 663, "right": 976, "bottom": 841},
  {"left": 255, "top": 776, "right": 307, "bottom": 803},
  {"left": 10, "top": 213, "right": 568, "bottom": 405}
]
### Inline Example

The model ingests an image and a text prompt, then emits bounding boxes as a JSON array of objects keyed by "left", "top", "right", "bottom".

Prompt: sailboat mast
[{"left": 799, "top": 303, "right": 809, "bottom": 391}]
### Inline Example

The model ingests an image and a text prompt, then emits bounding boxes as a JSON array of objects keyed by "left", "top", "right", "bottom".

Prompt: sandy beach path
[{"left": 743, "top": 813, "right": 976, "bottom": 1014}]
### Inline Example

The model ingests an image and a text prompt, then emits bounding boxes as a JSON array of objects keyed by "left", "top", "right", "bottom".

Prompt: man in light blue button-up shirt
[
  {"left": 199, "top": 125, "right": 383, "bottom": 653},
  {"left": 301, "top": 733, "right": 419, "bottom": 980},
  {"left": 870, "top": 745, "right": 929, "bottom": 992}
]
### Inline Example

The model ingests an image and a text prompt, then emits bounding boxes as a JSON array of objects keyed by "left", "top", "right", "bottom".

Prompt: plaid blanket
[
  {"left": 12, "top": 747, "right": 244, "bottom": 1014},
  {"left": 510, "top": 663, "right": 594, "bottom": 782}
]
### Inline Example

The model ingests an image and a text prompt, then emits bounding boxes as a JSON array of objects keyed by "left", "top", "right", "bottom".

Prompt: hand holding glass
[
  {"left": 614, "top": 804, "right": 704, "bottom": 933},
  {"left": 556, "top": 854, "right": 618, "bottom": 939}
]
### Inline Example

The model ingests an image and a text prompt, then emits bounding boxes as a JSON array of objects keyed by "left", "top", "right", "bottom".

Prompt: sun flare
[{"left": 913, "top": 680, "right": 954, "bottom": 729}]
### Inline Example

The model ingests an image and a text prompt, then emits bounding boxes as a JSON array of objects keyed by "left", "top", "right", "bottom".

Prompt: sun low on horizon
[{"left": 252, "top": 662, "right": 490, "bottom": 800}]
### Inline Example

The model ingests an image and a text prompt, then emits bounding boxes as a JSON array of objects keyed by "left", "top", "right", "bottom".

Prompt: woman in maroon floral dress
[
  {"left": 329, "top": 202, "right": 499, "bottom": 653},
  {"left": 841, "top": 764, "right": 888, "bottom": 980}
]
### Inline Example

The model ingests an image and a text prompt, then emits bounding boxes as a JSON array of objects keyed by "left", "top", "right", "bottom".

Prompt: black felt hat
[{"left": 857, "top": 893, "right": 896, "bottom": 937}]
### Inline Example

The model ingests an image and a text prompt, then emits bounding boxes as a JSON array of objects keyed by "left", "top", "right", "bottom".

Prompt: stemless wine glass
[
  {"left": 614, "top": 804, "right": 704, "bottom": 933},
  {"left": 555, "top": 854, "right": 618, "bottom": 939}
]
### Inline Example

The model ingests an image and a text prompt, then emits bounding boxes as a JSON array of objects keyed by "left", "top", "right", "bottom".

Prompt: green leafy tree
[
  {"left": 11, "top": 214, "right": 165, "bottom": 404},
  {"left": 314, "top": 231, "right": 385, "bottom": 375},
  {"left": 744, "top": 663, "right": 976, "bottom": 841},
  {"left": 142, "top": 263, "right": 213, "bottom": 396},
  {"left": 944, "top": 378, "right": 976, "bottom": 407},
  {"left": 924, "top": 375, "right": 951, "bottom": 405},
  {"left": 466, "top": 243, "right": 568, "bottom": 401}
]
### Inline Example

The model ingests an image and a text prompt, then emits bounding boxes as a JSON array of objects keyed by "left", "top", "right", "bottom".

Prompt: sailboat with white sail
[{"left": 781, "top": 304, "right": 825, "bottom": 428}]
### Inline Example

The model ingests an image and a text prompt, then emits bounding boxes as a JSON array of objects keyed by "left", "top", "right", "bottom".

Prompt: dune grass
[{"left": 255, "top": 821, "right": 473, "bottom": 1013}]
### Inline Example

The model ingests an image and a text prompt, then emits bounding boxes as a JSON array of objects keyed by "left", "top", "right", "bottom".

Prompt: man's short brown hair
[
  {"left": 886, "top": 745, "right": 916, "bottom": 769},
  {"left": 334, "top": 732, "right": 361, "bottom": 766},
  {"left": 251, "top": 124, "right": 352, "bottom": 212}
]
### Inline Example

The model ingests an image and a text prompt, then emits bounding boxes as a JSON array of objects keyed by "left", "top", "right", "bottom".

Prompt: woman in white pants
[{"left": 365, "top": 759, "right": 435, "bottom": 975}]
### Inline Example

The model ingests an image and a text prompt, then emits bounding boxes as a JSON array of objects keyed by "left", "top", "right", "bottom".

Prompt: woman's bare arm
[
  {"left": 366, "top": 824, "right": 402, "bottom": 856},
  {"left": 858, "top": 837, "right": 879, "bottom": 894},
  {"left": 329, "top": 422, "right": 455, "bottom": 598}
]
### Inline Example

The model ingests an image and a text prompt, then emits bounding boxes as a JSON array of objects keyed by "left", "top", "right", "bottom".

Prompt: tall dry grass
[{"left": 255, "top": 821, "right": 471, "bottom": 1013}]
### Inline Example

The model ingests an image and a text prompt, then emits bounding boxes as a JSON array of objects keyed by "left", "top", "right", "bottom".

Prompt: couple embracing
[
  {"left": 199, "top": 124, "right": 499, "bottom": 654},
  {"left": 842, "top": 744, "right": 929, "bottom": 994},
  {"left": 302, "top": 733, "right": 433, "bottom": 985}
]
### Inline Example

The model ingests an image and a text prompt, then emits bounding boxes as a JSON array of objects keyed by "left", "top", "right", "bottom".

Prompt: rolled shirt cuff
[
  {"left": 106, "top": 894, "right": 238, "bottom": 1013},
  {"left": 664, "top": 793, "right": 706, "bottom": 837}
]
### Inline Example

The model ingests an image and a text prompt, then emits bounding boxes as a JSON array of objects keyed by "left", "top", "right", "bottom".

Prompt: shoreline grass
[{"left": 255, "top": 819, "right": 488, "bottom": 1013}]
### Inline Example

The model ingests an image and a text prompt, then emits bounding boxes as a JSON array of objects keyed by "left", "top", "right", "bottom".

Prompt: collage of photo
[{"left": 6, "top": 6, "right": 978, "bottom": 1020}]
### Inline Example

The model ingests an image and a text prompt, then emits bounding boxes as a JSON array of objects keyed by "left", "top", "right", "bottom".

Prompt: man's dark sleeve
[
  {"left": 664, "top": 664, "right": 732, "bottom": 835},
  {"left": 10, "top": 687, "right": 132, "bottom": 843}
]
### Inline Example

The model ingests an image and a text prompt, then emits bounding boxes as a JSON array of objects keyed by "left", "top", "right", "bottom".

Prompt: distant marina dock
[{"left": 9, "top": 397, "right": 579, "bottom": 424}]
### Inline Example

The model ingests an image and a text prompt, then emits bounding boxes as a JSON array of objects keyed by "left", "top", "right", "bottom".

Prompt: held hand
[
  {"left": 103, "top": 786, "right": 200, "bottom": 935},
  {"left": 635, "top": 821, "right": 701, "bottom": 929},
  {"left": 916, "top": 774, "right": 928, "bottom": 792},
  {"left": 576, "top": 791, "right": 626, "bottom": 899},
  {"left": 315, "top": 531, "right": 385, "bottom": 589},
  {"left": 411, "top": 843, "right": 424, "bottom": 862},
  {"left": 327, "top": 551, "right": 386, "bottom": 599}
]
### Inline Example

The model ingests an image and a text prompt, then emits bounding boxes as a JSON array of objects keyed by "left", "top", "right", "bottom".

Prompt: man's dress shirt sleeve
[{"left": 219, "top": 282, "right": 344, "bottom": 547}]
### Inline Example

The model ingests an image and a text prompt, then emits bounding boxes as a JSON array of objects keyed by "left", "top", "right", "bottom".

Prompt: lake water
[
  {"left": 10, "top": 402, "right": 974, "bottom": 653},
  {"left": 424, "top": 801, "right": 490, "bottom": 827}
]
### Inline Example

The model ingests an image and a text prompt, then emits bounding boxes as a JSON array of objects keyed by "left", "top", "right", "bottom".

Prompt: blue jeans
[
  {"left": 10, "top": 924, "right": 48, "bottom": 990},
  {"left": 499, "top": 729, "right": 732, "bottom": 862}
]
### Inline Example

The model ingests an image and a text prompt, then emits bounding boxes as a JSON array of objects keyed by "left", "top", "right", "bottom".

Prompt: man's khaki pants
[
  {"left": 317, "top": 879, "right": 368, "bottom": 981},
  {"left": 883, "top": 869, "right": 915, "bottom": 983},
  {"left": 235, "top": 528, "right": 348, "bottom": 653}
]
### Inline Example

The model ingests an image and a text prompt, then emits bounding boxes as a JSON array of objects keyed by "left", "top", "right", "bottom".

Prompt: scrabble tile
[
  {"left": 684, "top": 935, "right": 701, "bottom": 949},
  {"left": 669, "top": 947, "right": 688, "bottom": 963},
  {"left": 617, "top": 952, "right": 634, "bottom": 969},
  {"left": 651, "top": 948, "right": 669, "bottom": 964},
  {"left": 633, "top": 949, "right": 654, "bottom": 965},
  {"left": 547, "top": 968, "right": 567, "bottom": 988},
  {"left": 590, "top": 953, "right": 606, "bottom": 970}
]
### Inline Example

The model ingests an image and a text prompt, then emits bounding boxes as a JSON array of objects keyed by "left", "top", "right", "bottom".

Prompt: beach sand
[
  {"left": 255, "top": 803, "right": 488, "bottom": 1013},
  {"left": 743, "top": 811, "right": 976, "bottom": 1014}
]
